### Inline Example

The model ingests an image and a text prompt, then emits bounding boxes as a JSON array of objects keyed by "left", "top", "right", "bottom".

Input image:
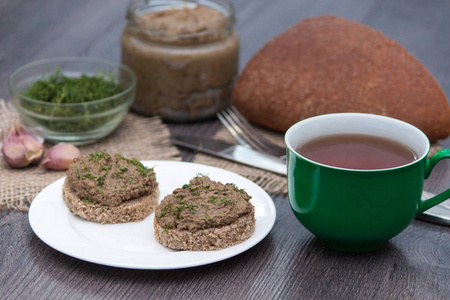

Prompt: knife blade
[
  {"left": 416, "top": 191, "right": 450, "bottom": 226},
  {"left": 170, "top": 135, "right": 287, "bottom": 176}
]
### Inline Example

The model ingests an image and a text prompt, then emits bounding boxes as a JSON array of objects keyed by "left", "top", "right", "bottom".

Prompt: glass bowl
[{"left": 8, "top": 57, "right": 136, "bottom": 145}]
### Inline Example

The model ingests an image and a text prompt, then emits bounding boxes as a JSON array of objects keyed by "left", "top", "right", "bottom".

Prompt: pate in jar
[{"left": 121, "top": 0, "right": 239, "bottom": 121}]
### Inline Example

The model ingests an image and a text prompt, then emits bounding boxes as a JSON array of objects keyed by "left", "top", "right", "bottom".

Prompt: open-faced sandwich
[
  {"left": 62, "top": 150, "right": 159, "bottom": 224},
  {"left": 154, "top": 175, "right": 255, "bottom": 251}
]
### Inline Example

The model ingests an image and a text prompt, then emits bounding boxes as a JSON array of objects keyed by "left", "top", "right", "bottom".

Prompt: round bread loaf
[
  {"left": 232, "top": 15, "right": 450, "bottom": 142},
  {"left": 62, "top": 178, "right": 160, "bottom": 225}
]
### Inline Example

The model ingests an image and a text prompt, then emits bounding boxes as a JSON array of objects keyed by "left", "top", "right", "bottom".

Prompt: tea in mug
[{"left": 297, "top": 134, "right": 417, "bottom": 170}]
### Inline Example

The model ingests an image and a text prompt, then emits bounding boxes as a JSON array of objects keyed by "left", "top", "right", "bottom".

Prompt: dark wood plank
[
  {"left": 1, "top": 196, "right": 449, "bottom": 299},
  {"left": 1, "top": 0, "right": 450, "bottom": 299}
]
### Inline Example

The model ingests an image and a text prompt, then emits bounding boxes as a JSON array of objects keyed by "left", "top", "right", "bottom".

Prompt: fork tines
[{"left": 217, "top": 106, "right": 286, "bottom": 157}]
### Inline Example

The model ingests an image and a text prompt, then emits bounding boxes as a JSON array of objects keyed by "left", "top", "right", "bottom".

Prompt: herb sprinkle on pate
[
  {"left": 155, "top": 175, "right": 253, "bottom": 231},
  {"left": 66, "top": 150, "right": 157, "bottom": 207}
]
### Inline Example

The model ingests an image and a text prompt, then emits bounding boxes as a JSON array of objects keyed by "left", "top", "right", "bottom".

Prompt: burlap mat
[
  {"left": 194, "top": 126, "right": 288, "bottom": 195},
  {"left": 0, "top": 100, "right": 180, "bottom": 211}
]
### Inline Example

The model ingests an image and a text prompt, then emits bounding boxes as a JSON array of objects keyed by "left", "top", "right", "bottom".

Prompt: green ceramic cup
[{"left": 285, "top": 113, "right": 450, "bottom": 253}]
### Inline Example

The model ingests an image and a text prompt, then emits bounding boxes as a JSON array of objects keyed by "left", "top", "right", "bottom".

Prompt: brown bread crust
[{"left": 232, "top": 15, "right": 450, "bottom": 142}]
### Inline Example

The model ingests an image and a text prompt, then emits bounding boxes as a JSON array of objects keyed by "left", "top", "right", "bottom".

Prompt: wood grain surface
[{"left": 1, "top": 0, "right": 449, "bottom": 299}]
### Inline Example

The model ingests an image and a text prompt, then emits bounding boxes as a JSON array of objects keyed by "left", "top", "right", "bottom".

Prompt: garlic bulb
[
  {"left": 39, "top": 143, "right": 81, "bottom": 171},
  {"left": 1, "top": 121, "right": 45, "bottom": 168}
]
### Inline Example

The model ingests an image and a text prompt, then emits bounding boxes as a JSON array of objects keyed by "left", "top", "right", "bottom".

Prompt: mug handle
[{"left": 418, "top": 148, "right": 450, "bottom": 214}]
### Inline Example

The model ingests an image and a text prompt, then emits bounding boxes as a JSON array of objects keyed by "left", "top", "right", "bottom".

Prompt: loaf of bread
[{"left": 232, "top": 15, "right": 450, "bottom": 142}]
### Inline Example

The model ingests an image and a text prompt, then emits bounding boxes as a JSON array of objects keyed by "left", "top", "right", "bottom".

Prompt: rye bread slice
[
  {"left": 154, "top": 206, "right": 255, "bottom": 251},
  {"left": 62, "top": 178, "right": 159, "bottom": 224}
]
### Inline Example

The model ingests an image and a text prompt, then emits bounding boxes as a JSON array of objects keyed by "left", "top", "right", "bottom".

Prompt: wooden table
[{"left": 1, "top": 0, "right": 449, "bottom": 299}]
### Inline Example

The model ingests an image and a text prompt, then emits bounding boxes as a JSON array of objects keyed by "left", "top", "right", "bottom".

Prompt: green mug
[{"left": 285, "top": 113, "right": 450, "bottom": 253}]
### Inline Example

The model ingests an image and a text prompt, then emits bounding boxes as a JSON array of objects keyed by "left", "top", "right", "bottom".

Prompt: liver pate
[
  {"left": 155, "top": 175, "right": 253, "bottom": 231},
  {"left": 121, "top": 1, "right": 239, "bottom": 121},
  {"left": 65, "top": 150, "right": 158, "bottom": 207}
]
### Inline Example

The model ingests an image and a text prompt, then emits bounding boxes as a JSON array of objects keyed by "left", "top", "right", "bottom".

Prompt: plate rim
[{"left": 28, "top": 160, "right": 277, "bottom": 270}]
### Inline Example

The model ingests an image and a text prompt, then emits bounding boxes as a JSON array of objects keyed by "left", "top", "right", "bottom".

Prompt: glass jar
[{"left": 121, "top": 0, "right": 239, "bottom": 121}]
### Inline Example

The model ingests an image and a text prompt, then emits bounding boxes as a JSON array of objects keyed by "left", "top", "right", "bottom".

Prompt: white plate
[{"left": 28, "top": 161, "right": 276, "bottom": 270}]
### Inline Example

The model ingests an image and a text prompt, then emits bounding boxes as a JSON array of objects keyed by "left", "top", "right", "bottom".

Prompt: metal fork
[{"left": 217, "top": 106, "right": 286, "bottom": 158}]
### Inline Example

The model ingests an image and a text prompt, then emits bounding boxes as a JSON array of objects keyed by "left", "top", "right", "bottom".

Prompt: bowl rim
[{"left": 8, "top": 56, "right": 137, "bottom": 107}]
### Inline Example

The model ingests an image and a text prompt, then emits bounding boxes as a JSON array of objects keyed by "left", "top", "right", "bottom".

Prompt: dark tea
[{"left": 297, "top": 134, "right": 417, "bottom": 170}]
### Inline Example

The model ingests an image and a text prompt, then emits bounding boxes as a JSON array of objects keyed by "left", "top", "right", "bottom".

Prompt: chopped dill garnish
[
  {"left": 208, "top": 196, "right": 217, "bottom": 204},
  {"left": 24, "top": 67, "right": 124, "bottom": 104},
  {"left": 117, "top": 154, "right": 152, "bottom": 177},
  {"left": 203, "top": 204, "right": 213, "bottom": 221},
  {"left": 158, "top": 205, "right": 173, "bottom": 219},
  {"left": 163, "top": 223, "right": 170, "bottom": 234},
  {"left": 216, "top": 189, "right": 228, "bottom": 195},
  {"left": 114, "top": 170, "right": 125, "bottom": 178},
  {"left": 89, "top": 150, "right": 111, "bottom": 162},
  {"left": 82, "top": 172, "right": 96, "bottom": 179},
  {"left": 21, "top": 68, "right": 125, "bottom": 133},
  {"left": 232, "top": 183, "right": 245, "bottom": 193},
  {"left": 97, "top": 166, "right": 111, "bottom": 186},
  {"left": 167, "top": 201, "right": 198, "bottom": 219},
  {"left": 219, "top": 198, "right": 234, "bottom": 206}
]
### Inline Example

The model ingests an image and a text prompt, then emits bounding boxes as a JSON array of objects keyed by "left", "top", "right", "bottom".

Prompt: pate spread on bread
[
  {"left": 154, "top": 175, "right": 255, "bottom": 251},
  {"left": 232, "top": 15, "right": 450, "bottom": 142},
  {"left": 62, "top": 150, "right": 159, "bottom": 224}
]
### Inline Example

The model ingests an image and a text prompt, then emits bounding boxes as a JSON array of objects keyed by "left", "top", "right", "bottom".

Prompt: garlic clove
[
  {"left": 1, "top": 121, "right": 45, "bottom": 168},
  {"left": 39, "top": 143, "right": 81, "bottom": 171}
]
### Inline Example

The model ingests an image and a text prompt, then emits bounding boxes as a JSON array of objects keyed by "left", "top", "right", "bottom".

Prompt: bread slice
[
  {"left": 62, "top": 178, "right": 159, "bottom": 224},
  {"left": 154, "top": 206, "right": 255, "bottom": 251}
]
